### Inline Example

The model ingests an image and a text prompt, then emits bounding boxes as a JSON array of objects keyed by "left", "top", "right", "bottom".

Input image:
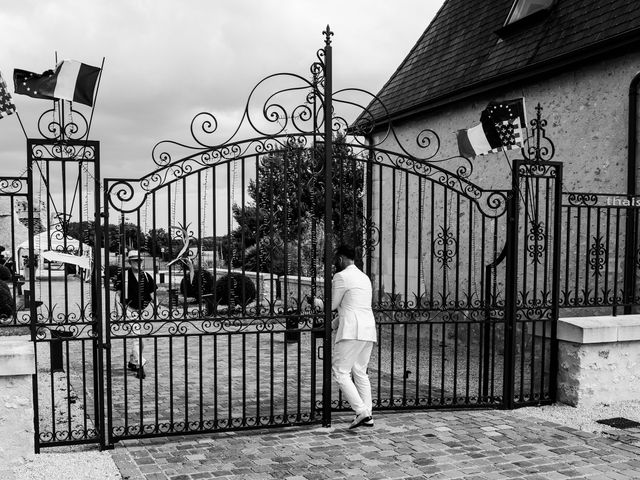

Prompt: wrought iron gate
[
  {"left": 25, "top": 104, "right": 105, "bottom": 451},
  {"left": 20, "top": 29, "right": 565, "bottom": 450},
  {"left": 0, "top": 176, "right": 29, "bottom": 330}
]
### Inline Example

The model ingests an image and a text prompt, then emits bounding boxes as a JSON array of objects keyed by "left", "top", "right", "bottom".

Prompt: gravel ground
[
  {"left": 512, "top": 399, "right": 640, "bottom": 443},
  {"left": 9, "top": 446, "right": 121, "bottom": 480}
]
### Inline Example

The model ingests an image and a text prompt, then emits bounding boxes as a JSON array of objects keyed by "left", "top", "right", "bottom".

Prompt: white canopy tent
[{"left": 16, "top": 230, "right": 91, "bottom": 274}]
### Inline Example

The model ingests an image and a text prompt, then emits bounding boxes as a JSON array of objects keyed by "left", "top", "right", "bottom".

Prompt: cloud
[{"left": 0, "top": 0, "right": 444, "bottom": 181}]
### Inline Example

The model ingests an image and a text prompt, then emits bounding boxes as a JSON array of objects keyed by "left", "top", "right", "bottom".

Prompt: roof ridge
[
  {"left": 360, "top": 0, "right": 640, "bottom": 129},
  {"left": 376, "top": 24, "right": 640, "bottom": 127}
]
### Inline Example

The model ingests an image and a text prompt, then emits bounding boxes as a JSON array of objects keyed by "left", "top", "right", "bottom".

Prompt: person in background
[
  {"left": 330, "top": 244, "right": 377, "bottom": 429},
  {"left": 114, "top": 250, "right": 156, "bottom": 379}
]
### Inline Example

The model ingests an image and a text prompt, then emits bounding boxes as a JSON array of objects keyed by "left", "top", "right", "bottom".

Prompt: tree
[
  {"left": 145, "top": 228, "right": 170, "bottom": 258},
  {"left": 225, "top": 134, "right": 365, "bottom": 274}
]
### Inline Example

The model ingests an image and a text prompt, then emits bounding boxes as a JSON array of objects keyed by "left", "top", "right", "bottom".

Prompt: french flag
[
  {"left": 14, "top": 60, "right": 101, "bottom": 107},
  {"left": 457, "top": 98, "right": 527, "bottom": 159}
]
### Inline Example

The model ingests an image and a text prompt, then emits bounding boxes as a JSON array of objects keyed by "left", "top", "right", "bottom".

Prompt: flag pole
[
  {"left": 54, "top": 52, "right": 63, "bottom": 134},
  {"left": 85, "top": 57, "right": 105, "bottom": 141},
  {"left": 502, "top": 148, "right": 536, "bottom": 226},
  {"left": 14, "top": 111, "right": 28, "bottom": 140}
]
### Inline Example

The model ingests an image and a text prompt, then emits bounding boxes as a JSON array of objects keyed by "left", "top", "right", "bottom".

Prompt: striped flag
[
  {"left": 0, "top": 71, "right": 16, "bottom": 119},
  {"left": 457, "top": 98, "right": 527, "bottom": 158},
  {"left": 14, "top": 60, "right": 100, "bottom": 107}
]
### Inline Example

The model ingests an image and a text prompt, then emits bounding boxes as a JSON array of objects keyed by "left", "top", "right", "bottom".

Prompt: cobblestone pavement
[{"left": 110, "top": 409, "right": 640, "bottom": 480}]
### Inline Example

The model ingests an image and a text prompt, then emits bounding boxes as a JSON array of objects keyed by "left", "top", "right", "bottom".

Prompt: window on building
[{"left": 505, "top": 0, "right": 555, "bottom": 26}]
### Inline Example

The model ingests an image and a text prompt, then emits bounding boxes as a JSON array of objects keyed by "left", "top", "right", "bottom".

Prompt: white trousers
[
  {"left": 124, "top": 305, "right": 149, "bottom": 368},
  {"left": 332, "top": 339, "right": 374, "bottom": 416},
  {"left": 128, "top": 338, "right": 146, "bottom": 368}
]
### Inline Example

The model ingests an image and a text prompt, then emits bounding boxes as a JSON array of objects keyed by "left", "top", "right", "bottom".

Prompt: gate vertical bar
[
  {"left": 503, "top": 172, "right": 519, "bottom": 409},
  {"left": 549, "top": 163, "right": 563, "bottom": 401},
  {"left": 26, "top": 140, "right": 41, "bottom": 452},
  {"left": 322, "top": 25, "right": 334, "bottom": 427},
  {"left": 623, "top": 76, "right": 639, "bottom": 314},
  {"left": 102, "top": 179, "right": 114, "bottom": 448},
  {"left": 365, "top": 144, "right": 374, "bottom": 277},
  {"left": 90, "top": 150, "right": 107, "bottom": 449}
]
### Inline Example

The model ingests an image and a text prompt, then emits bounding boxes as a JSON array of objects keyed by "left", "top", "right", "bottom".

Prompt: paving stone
[
  {"left": 105, "top": 409, "right": 640, "bottom": 479},
  {"left": 144, "top": 474, "right": 169, "bottom": 480}
]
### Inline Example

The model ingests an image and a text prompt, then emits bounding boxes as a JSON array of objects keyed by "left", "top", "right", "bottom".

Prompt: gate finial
[
  {"left": 523, "top": 102, "right": 555, "bottom": 162},
  {"left": 323, "top": 25, "right": 334, "bottom": 45}
]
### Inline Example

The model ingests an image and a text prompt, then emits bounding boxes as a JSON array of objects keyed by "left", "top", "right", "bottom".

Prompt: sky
[{"left": 0, "top": 0, "right": 446, "bottom": 235}]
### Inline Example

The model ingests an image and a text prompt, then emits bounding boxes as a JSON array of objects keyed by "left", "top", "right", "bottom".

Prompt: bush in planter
[
  {"left": 0, "top": 278, "right": 15, "bottom": 319},
  {"left": 106, "top": 265, "right": 121, "bottom": 287},
  {"left": 0, "top": 265, "right": 15, "bottom": 320},
  {"left": 0, "top": 264, "right": 12, "bottom": 281},
  {"left": 214, "top": 273, "right": 256, "bottom": 307},
  {"left": 180, "top": 269, "right": 215, "bottom": 299}
]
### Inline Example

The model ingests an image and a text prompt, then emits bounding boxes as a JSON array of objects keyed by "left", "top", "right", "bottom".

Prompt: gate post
[
  {"left": 322, "top": 25, "right": 334, "bottom": 427},
  {"left": 25, "top": 102, "right": 106, "bottom": 449},
  {"left": 505, "top": 157, "right": 563, "bottom": 408}
]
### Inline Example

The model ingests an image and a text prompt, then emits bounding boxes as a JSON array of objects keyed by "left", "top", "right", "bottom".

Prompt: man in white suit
[{"left": 331, "top": 244, "right": 377, "bottom": 429}]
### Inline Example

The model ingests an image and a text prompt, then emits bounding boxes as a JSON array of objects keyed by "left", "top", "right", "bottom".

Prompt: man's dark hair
[{"left": 335, "top": 244, "right": 355, "bottom": 260}]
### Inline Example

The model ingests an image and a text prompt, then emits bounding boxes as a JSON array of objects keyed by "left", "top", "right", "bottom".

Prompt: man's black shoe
[
  {"left": 349, "top": 412, "right": 373, "bottom": 429},
  {"left": 136, "top": 366, "right": 146, "bottom": 379}
]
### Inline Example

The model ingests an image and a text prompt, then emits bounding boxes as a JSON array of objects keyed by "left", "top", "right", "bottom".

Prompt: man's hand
[{"left": 309, "top": 296, "right": 324, "bottom": 311}]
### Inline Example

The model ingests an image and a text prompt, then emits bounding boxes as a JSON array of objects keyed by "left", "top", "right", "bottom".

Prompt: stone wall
[
  {"left": 0, "top": 335, "right": 35, "bottom": 476},
  {"left": 557, "top": 315, "right": 640, "bottom": 406},
  {"left": 367, "top": 51, "right": 640, "bottom": 305},
  {"left": 373, "top": 51, "right": 640, "bottom": 193},
  {"left": 0, "top": 197, "right": 29, "bottom": 261},
  {"left": 280, "top": 274, "right": 325, "bottom": 305}
]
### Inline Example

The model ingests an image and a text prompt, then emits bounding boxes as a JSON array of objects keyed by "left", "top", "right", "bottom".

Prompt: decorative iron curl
[
  {"left": 37, "top": 105, "right": 89, "bottom": 141},
  {"left": 364, "top": 221, "right": 381, "bottom": 253},
  {"left": 151, "top": 70, "right": 319, "bottom": 167},
  {"left": 33, "top": 323, "right": 95, "bottom": 340},
  {"left": 518, "top": 161, "right": 557, "bottom": 178},
  {"left": 589, "top": 235, "right": 607, "bottom": 276},
  {"left": 334, "top": 87, "right": 443, "bottom": 163},
  {"left": 110, "top": 319, "right": 154, "bottom": 336},
  {"left": 106, "top": 180, "right": 135, "bottom": 207},
  {"left": 30, "top": 142, "right": 95, "bottom": 161},
  {"left": 365, "top": 149, "right": 499, "bottom": 217},
  {"left": 310, "top": 58, "right": 324, "bottom": 79},
  {"left": 480, "top": 190, "right": 509, "bottom": 218},
  {"left": 526, "top": 220, "right": 546, "bottom": 265},
  {"left": 38, "top": 428, "right": 98, "bottom": 444},
  {"left": 0, "top": 177, "right": 27, "bottom": 195},
  {"left": 565, "top": 192, "right": 598, "bottom": 207},
  {"left": 415, "top": 129, "right": 440, "bottom": 159}
]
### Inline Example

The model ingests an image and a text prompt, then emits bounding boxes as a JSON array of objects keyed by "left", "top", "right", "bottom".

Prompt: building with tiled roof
[{"left": 363, "top": 0, "right": 640, "bottom": 192}]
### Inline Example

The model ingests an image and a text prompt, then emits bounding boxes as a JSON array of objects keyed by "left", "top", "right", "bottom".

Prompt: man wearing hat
[{"left": 116, "top": 249, "right": 157, "bottom": 379}]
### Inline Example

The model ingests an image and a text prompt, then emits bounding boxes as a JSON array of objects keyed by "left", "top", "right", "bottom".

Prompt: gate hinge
[
  {"left": 102, "top": 343, "right": 111, "bottom": 350},
  {"left": 317, "top": 345, "right": 323, "bottom": 359}
]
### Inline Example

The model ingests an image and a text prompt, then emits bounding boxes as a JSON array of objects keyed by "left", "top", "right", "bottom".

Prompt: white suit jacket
[{"left": 331, "top": 264, "right": 377, "bottom": 343}]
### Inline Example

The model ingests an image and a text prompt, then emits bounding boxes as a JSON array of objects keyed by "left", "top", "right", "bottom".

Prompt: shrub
[
  {"left": 0, "top": 280, "right": 15, "bottom": 318},
  {"left": 214, "top": 273, "right": 256, "bottom": 307},
  {"left": 0, "top": 265, "right": 11, "bottom": 281},
  {"left": 105, "top": 265, "right": 121, "bottom": 288},
  {"left": 180, "top": 269, "right": 214, "bottom": 299}
]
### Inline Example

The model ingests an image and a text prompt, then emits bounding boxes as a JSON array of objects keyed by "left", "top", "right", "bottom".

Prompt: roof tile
[{"left": 368, "top": 0, "right": 640, "bottom": 123}]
